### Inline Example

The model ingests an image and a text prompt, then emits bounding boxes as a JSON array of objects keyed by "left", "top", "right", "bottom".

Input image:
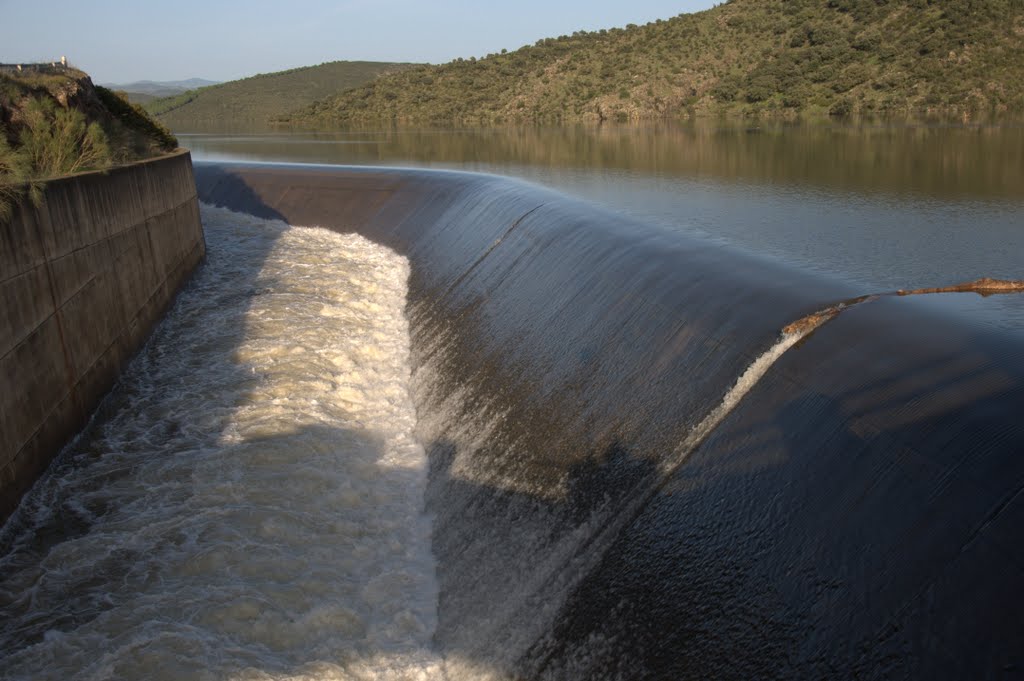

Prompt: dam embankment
[
  {"left": 0, "top": 150, "right": 204, "bottom": 520},
  {"left": 195, "top": 163, "right": 1024, "bottom": 679}
]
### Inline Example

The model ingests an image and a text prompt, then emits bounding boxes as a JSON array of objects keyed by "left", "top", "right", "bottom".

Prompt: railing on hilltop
[{"left": 0, "top": 58, "right": 71, "bottom": 76}]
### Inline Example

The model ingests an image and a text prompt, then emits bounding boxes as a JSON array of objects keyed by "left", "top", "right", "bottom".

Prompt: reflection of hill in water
[{"left": 179, "top": 123, "right": 1024, "bottom": 202}]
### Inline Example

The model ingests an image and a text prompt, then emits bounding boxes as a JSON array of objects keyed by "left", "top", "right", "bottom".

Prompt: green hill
[
  {"left": 104, "top": 79, "right": 222, "bottom": 105},
  {"left": 1, "top": 65, "right": 177, "bottom": 218},
  {"left": 122, "top": 91, "right": 160, "bottom": 104},
  {"left": 285, "top": 0, "right": 1024, "bottom": 126},
  {"left": 147, "top": 61, "right": 419, "bottom": 128}
]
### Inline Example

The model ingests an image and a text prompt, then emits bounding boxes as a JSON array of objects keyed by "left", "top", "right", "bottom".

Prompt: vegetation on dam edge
[{"left": 0, "top": 65, "right": 177, "bottom": 219}]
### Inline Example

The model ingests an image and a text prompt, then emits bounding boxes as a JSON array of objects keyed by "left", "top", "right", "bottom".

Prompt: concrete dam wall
[
  {"left": 200, "top": 163, "right": 1019, "bottom": 677},
  {"left": 0, "top": 150, "right": 205, "bottom": 520}
]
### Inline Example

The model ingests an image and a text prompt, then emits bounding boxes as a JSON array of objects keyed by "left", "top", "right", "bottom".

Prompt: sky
[{"left": 0, "top": 0, "right": 718, "bottom": 85}]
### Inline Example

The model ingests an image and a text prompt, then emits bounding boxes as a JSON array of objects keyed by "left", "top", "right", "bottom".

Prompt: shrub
[
  {"left": 0, "top": 126, "right": 42, "bottom": 220},
  {"left": 712, "top": 75, "right": 742, "bottom": 101},
  {"left": 95, "top": 86, "right": 177, "bottom": 150},
  {"left": 745, "top": 74, "right": 780, "bottom": 102},
  {"left": 829, "top": 97, "right": 853, "bottom": 116},
  {"left": 18, "top": 97, "right": 111, "bottom": 177}
]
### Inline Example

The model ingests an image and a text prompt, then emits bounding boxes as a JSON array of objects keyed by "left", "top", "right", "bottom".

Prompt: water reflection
[
  {"left": 179, "top": 123, "right": 1024, "bottom": 296},
  {"left": 179, "top": 123, "right": 1024, "bottom": 202}
]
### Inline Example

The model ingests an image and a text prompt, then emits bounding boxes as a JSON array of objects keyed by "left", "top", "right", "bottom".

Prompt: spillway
[
  {"left": 2, "top": 162, "right": 1022, "bottom": 679},
  {"left": 0, "top": 205, "right": 440, "bottom": 679}
]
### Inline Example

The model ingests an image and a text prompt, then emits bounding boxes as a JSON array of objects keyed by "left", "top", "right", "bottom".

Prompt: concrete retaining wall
[{"left": 0, "top": 149, "right": 205, "bottom": 520}]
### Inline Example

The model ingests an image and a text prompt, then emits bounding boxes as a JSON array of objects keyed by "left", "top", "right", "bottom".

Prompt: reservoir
[
  {"left": 179, "top": 123, "right": 1024, "bottom": 291},
  {"left": 2, "top": 122, "right": 1022, "bottom": 679}
]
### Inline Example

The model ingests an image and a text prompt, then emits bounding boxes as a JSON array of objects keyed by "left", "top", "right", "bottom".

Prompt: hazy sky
[{"left": 0, "top": 0, "right": 718, "bottom": 84}]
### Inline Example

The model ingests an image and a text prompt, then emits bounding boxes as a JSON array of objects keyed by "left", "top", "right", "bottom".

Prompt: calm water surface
[{"left": 179, "top": 123, "right": 1024, "bottom": 327}]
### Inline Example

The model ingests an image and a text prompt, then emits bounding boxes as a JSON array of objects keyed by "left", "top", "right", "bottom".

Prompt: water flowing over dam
[{"left": 2, "top": 162, "right": 1023, "bottom": 679}]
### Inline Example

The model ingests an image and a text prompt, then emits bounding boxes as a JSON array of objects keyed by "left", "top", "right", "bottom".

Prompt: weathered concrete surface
[{"left": 0, "top": 150, "right": 204, "bottom": 520}]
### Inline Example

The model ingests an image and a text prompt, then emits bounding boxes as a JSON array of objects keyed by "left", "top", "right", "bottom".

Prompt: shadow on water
[
  {"left": 0, "top": 426, "right": 443, "bottom": 678},
  {"left": 410, "top": 306, "right": 1022, "bottom": 681},
  {"left": 0, "top": 190, "right": 448, "bottom": 677},
  {"left": 528, "top": 301, "right": 1024, "bottom": 680},
  {"left": 0, "top": 190, "right": 285, "bottom": 642}
]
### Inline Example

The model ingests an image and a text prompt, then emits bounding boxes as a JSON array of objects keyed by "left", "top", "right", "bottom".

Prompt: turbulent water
[
  {"left": 0, "top": 197, "right": 847, "bottom": 681},
  {"left": 0, "top": 205, "right": 441, "bottom": 680}
]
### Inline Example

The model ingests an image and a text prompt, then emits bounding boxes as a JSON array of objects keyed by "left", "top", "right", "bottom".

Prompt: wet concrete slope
[
  {"left": 195, "top": 162, "right": 1024, "bottom": 679},
  {"left": 538, "top": 293, "right": 1024, "bottom": 680}
]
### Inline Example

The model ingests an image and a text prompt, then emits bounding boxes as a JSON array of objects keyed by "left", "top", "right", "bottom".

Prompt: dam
[{"left": 1, "top": 160, "right": 1023, "bottom": 679}]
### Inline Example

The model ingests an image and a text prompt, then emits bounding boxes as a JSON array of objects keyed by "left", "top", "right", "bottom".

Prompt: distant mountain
[
  {"left": 102, "top": 78, "right": 220, "bottom": 103},
  {"left": 145, "top": 61, "right": 419, "bottom": 128},
  {"left": 285, "top": 0, "right": 1024, "bottom": 125},
  {"left": 118, "top": 91, "right": 160, "bottom": 105},
  {"left": 105, "top": 78, "right": 221, "bottom": 93}
]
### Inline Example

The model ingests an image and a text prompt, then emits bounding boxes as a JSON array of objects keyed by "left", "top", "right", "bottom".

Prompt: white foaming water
[{"left": 0, "top": 204, "right": 442, "bottom": 680}]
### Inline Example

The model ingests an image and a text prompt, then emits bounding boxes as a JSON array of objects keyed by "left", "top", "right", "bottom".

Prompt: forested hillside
[
  {"left": 285, "top": 0, "right": 1024, "bottom": 125},
  {"left": 147, "top": 61, "right": 418, "bottom": 128}
]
